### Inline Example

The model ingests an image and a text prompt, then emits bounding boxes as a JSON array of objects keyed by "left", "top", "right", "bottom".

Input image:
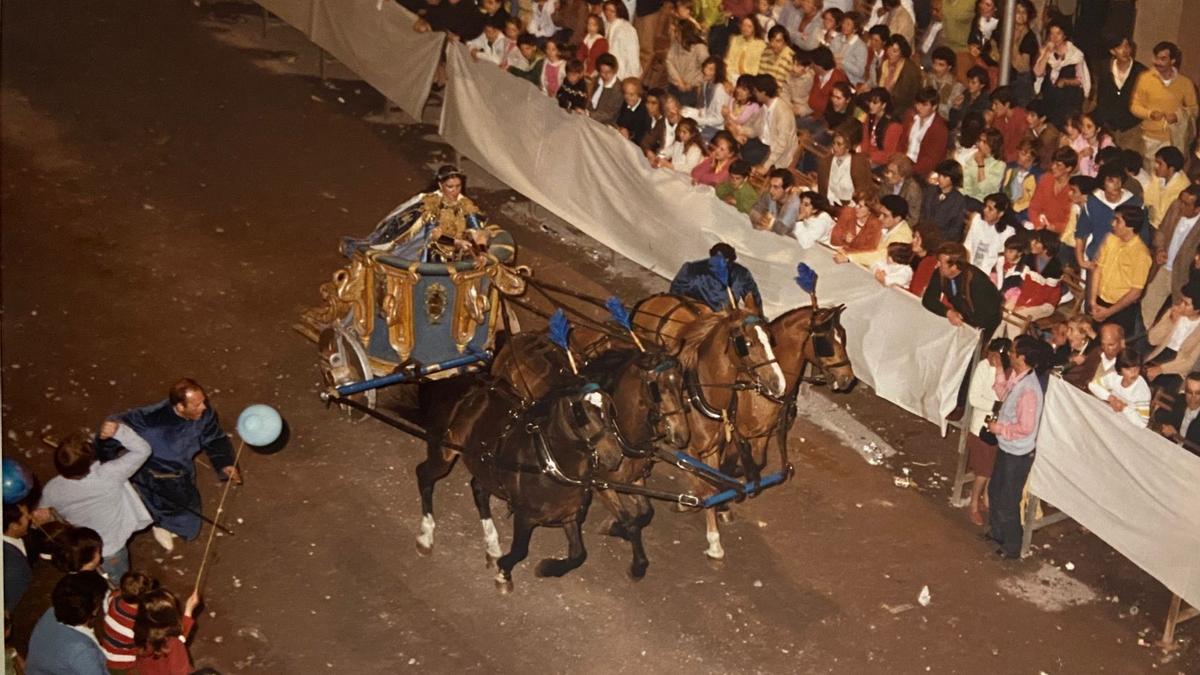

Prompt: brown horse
[
  {"left": 630, "top": 294, "right": 788, "bottom": 559},
  {"left": 415, "top": 375, "right": 624, "bottom": 592},
  {"left": 488, "top": 331, "right": 693, "bottom": 579}
]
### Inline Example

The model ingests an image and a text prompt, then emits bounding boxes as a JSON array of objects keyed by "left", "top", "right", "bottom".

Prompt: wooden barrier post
[
  {"left": 1019, "top": 492, "right": 1072, "bottom": 558},
  {"left": 948, "top": 349, "right": 983, "bottom": 507},
  {"left": 1158, "top": 594, "right": 1198, "bottom": 650}
]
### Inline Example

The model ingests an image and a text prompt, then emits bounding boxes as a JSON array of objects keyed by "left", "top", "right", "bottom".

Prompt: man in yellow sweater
[{"left": 1130, "top": 41, "right": 1198, "bottom": 166}]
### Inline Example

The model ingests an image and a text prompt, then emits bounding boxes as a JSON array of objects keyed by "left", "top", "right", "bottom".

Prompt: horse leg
[
  {"left": 470, "top": 477, "right": 503, "bottom": 567},
  {"left": 414, "top": 447, "right": 458, "bottom": 556},
  {"left": 495, "top": 514, "right": 535, "bottom": 594},
  {"left": 704, "top": 507, "right": 725, "bottom": 560},
  {"left": 623, "top": 495, "right": 654, "bottom": 580},
  {"left": 536, "top": 517, "right": 588, "bottom": 578}
]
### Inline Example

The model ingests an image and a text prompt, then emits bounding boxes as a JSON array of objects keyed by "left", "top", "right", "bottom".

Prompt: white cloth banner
[
  {"left": 1031, "top": 378, "right": 1200, "bottom": 609},
  {"left": 440, "top": 44, "right": 977, "bottom": 429},
  {"left": 259, "top": 0, "right": 442, "bottom": 120}
]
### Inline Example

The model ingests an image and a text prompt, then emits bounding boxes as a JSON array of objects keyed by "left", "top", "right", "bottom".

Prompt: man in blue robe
[
  {"left": 98, "top": 378, "right": 240, "bottom": 551},
  {"left": 669, "top": 243, "right": 763, "bottom": 312}
]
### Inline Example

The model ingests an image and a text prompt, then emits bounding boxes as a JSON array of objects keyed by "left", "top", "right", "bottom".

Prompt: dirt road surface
[{"left": 1, "top": 1, "right": 1194, "bottom": 673}]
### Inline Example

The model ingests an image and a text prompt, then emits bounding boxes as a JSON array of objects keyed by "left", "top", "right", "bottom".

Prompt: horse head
[
  {"left": 631, "top": 351, "right": 692, "bottom": 450},
  {"left": 560, "top": 383, "right": 625, "bottom": 472},
  {"left": 726, "top": 310, "right": 787, "bottom": 398},
  {"left": 806, "top": 304, "right": 855, "bottom": 392}
]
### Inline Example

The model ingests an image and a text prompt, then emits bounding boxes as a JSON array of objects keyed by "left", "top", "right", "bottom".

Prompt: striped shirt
[{"left": 100, "top": 594, "right": 139, "bottom": 669}]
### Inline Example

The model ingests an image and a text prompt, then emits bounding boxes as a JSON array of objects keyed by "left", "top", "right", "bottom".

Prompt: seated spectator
[
  {"left": 988, "top": 86, "right": 1027, "bottom": 163},
  {"left": 803, "top": 47, "right": 850, "bottom": 131},
  {"left": 35, "top": 419, "right": 151, "bottom": 580},
  {"left": 1033, "top": 19, "right": 1090, "bottom": 129},
  {"left": 876, "top": 34, "right": 921, "bottom": 113},
  {"left": 721, "top": 75, "right": 764, "bottom": 156},
  {"left": 965, "top": 337, "right": 1011, "bottom": 526},
  {"left": 529, "top": 0, "right": 560, "bottom": 41},
  {"left": 782, "top": 0, "right": 822, "bottom": 52},
  {"left": 1144, "top": 146, "right": 1190, "bottom": 232},
  {"left": 552, "top": 0, "right": 589, "bottom": 45},
  {"left": 1023, "top": 99, "right": 1061, "bottom": 170},
  {"left": 1117, "top": 147, "right": 1148, "bottom": 198},
  {"left": 816, "top": 127, "right": 872, "bottom": 207},
  {"left": 831, "top": 11, "right": 867, "bottom": 85},
  {"left": 577, "top": 14, "right": 609, "bottom": 77},
  {"left": 468, "top": 16, "right": 510, "bottom": 64},
  {"left": 681, "top": 56, "right": 732, "bottom": 139},
  {"left": 1074, "top": 163, "right": 1141, "bottom": 271},
  {"left": 815, "top": 6, "right": 840, "bottom": 47},
  {"left": 25, "top": 571, "right": 109, "bottom": 675},
  {"left": 1065, "top": 322, "right": 1124, "bottom": 391},
  {"left": 497, "top": 17, "right": 526, "bottom": 70},
  {"left": 1144, "top": 186, "right": 1200, "bottom": 329},
  {"left": 812, "top": 81, "right": 863, "bottom": 151},
  {"left": 882, "top": 155, "right": 923, "bottom": 223},
  {"left": 950, "top": 110, "right": 986, "bottom": 170},
  {"left": 921, "top": 241, "right": 1003, "bottom": 336},
  {"left": 616, "top": 77, "right": 653, "bottom": 144},
  {"left": 859, "top": 87, "right": 903, "bottom": 169},
  {"left": 963, "top": 192, "right": 1017, "bottom": 281},
  {"left": 792, "top": 190, "right": 836, "bottom": 248},
  {"left": 900, "top": 87, "right": 949, "bottom": 177},
  {"left": 1001, "top": 229, "right": 1065, "bottom": 337},
  {"left": 750, "top": 74, "right": 798, "bottom": 175},
  {"left": 949, "top": 65, "right": 990, "bottom": 131},
  {"left": 830, "top": 189, "right": 881, "bottom": 256},
  {"left": 993, "top": 234, "right": 1025, "bottom": 292},
  {"left": 133, "top": 588, "right": 201, "bottom": 675},
  {"left": 1051, "top": 314, "right": 1095, "bottom": 372},
  {"left": 1144, "top": 283, "right": 1200, "bottom": 394},
  {"left": 837, "top": 193, "right": 912, "bottom": 267},
  {"left": 603, "top": 0, "right": 640, "bottom": 80},
  {"left": 1153, "top": 371, "right": 1200, "bottom": 448},
  {"left": 52, "top": 526, "right": 104, "bottom": 575},
  {"left": 758, "top": 26, "right": 795, "bottom": 96},
  {"left": 750, "top": 168, "right": 801, "bottom": 235},
  {"left": 716, "top": 159, "right": 759, "bottom": 214},
  {"left": 540, "top": 38, "right": 568, "bottom": 96},
  {"left": 753, "top": 0, "right": 778, "bottom": 35},
  {"left": 692, "top": 130, "right": 739, "bottom": 186},
  {"left": 1001, "top": 138, "right": 1041, "bottom": 219},
  {"left": 1089, "top": 204, "right": 1152, "bottom": 336},
  {"left": 1088, "top": 349, "right": 1151, "bottom": 428},
  {"left": 786, "top": 52, "right": 815, "bottom": 119},
  {"left": 3, "top": 502, "right": 32, "bottom": 614},
  {"left": 961, "top": 127, "right": 1006, "bottom": 201},
  {"left": 653, "top": 117, "right": 707, "bottom": 175},
  {"left": 726, "top": 15, "right": 766, "bottom": 79},
  {"left": 860, "top": 24, "right": 888, "bottom": 90},
  {"left": 916, "top": 0, "right": 944, "bottom": 69},
  {"left": 588, "top": 53, "right": 624, "bottom": 124},
  {"left": 556, "top": 59, "right": 590, "bottom": 111},
  {"left": 871, "top": 241, "right": 914, "bottom": 287},
  {"left": 881, "top": 0, "right": 915, "bottom": 45},
  {"left": 100, "top": 570, "right": 160, "bottom": 671},
  {"left": 666, "top": 19, "right": 710, "bottom": 106},
  {"left": 1062, "top": 112, "right": 1112, "bottom": 178},
  {"left": 508, "top": 34, "right": 545, "bottom": 85},
  {"left": 923, "top": 46, "right": 963, "bottom": 119},
  {"left": 920, "top": 159, "right": 970, "bottom": 244},
  {"left": 907, "top": 227, "right": 940, "bottom": 296},
  {"left": 1025, "top": 146, "right": 1078, "bottom": 236}
]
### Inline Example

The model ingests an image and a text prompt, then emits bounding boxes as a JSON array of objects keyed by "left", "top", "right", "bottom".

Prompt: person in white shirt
[
  {"left": 682, "top": 56, "right": 733, "bottom": 139},
  {"left": 603, "top": 0, "right": 641, "bottom": 81},
  {"left": 468, "top": 18, "right": 510, "bottom": 65},
  {"left": 871, "top": 241, "right": 915, "bottom": 287},
  {"left": 1143, "top": 184, "right": 1200, "bottom": 329},
  {"left": 792, "top": 190, "right": 836, "bottom": 248},
  {"left": 529, "top": 0, "right": 559, "bottom": 38},
  {"left": 653, "top": 117, "right": 707, "bottom": 175},
  {"left": 34, "top": 420, "right": 152, "bottom": 581},
  {"left": 962, "top": 192, "right": 1017, "bottom": 280},
  {"left": 1088, "top": 349, "right": 1151, "bottom": 428}
]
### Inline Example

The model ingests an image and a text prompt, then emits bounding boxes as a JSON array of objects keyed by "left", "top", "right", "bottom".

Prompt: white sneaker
[{"left": 152, "top": 526, "right": 176, "bottom": 552}]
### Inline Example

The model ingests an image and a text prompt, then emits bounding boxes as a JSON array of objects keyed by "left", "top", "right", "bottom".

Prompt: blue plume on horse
[
  {"left": 709, "top": 254, "right": 730, "bottom": 286},
  {"left": 795, "top": 262, "right": 818, "bottom": 295},
  {"left": 548, "top": 308, "right": 571, "bottom": 351},
  {"left": 605, "top": 296, "right": 632, "bottom": 330}
]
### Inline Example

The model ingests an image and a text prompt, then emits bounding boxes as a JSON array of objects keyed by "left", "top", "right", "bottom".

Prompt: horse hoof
[
  {"left": 485, "top": 553, "right": 500, "bottom": 569},
  {"left": 535, "top": 558, "right": 570, "bottom": 578},
  {"left": 415, "top": 541, "right": 433, "bottom": 557},
  {"left": 717, "top": 510, "right": 734, "bottom": 524},
  {"left": 494, "top": 576, "right": 514, "bottom": 594},
  {"left": 629, "top": 563, "right": 648, "bottom": 581},
  {"left": 704, "top": 546, "right": 725, "bottom": 561}
]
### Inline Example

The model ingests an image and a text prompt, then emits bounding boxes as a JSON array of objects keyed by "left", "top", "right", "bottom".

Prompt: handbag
[{"left": 977, "top": 400, "right": 1003, "bottom": 446}]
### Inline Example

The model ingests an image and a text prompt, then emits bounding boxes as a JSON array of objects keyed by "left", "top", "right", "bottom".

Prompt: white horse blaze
[
  {"left": 416, "top": 514, "right": 435, "bottom": 549},
  {"left": 584, "top": 391, "right": 604, "bottom": 408},
  {"left": 753, "top": 325, "right": 786, "bottom": 393},
  {"left": 481, "top": 518, "right": 502, "bottom": 558}
]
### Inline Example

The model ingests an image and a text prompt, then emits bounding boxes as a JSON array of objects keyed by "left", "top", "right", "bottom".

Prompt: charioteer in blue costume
[
  {"left": 97, "top": 378, "right": 241, "bottom": 552},
  {"left": 342, "top": 165, "right": 505, "bottom": 265},
  {"left": 669, "top": 243, "right": 763, "bottom": 312}
]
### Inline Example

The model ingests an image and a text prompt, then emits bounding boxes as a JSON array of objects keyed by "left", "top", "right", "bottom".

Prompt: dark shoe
[
  {"left": 994, "top": 548, "right": 1020, "bottom": 560},
  {"left": 977, "top": 531, "right": 1000, "bottom": 544}
]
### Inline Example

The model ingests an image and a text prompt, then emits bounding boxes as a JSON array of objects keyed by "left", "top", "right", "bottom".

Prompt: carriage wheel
[{"left": 318, "top": 327, "right": 376, "bottom": 419}]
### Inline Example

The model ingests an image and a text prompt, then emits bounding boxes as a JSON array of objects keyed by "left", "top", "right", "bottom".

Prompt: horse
[
  {"left": 415, "top": 375, "right": 624, "bottom": 592},
  {"left": 489, "top": 331, "right": 693, "bottom": 579},
  {"left": 630, "top": 294, "right": 788, "bottom": 559}
]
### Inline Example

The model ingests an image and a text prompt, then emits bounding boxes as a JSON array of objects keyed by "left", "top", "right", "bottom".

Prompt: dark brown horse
[{"left": 416, "top": 375, "right": 624, "bottom": 592}]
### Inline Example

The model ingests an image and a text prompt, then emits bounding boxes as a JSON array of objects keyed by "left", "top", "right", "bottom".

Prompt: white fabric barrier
[
  {"left": 258, "top": 0, "right": 442, "bottom": 120},
  {"left": 1030, "top": 378, "right": 1200, "bottom": 609},
  {"left": 440, "top": 44, "right": 978, "bottom": 429}
]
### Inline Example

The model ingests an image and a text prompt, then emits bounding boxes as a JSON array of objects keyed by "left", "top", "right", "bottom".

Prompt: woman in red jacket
[{"left": 860, "top": 87, "right": 904, "bottom": 169}]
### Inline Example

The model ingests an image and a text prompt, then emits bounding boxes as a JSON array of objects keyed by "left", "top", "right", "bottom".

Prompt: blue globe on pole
[
  {"left": 236, "top": 404, "right": 283, "bottom": 447},
  {"left": 2, "top": 458, "right": 33, "bottom": 505}
]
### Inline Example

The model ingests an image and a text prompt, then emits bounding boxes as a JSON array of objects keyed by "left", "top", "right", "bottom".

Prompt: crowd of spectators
[{"left": 404, "top": 0, "right": 1198, "bottom": 554}]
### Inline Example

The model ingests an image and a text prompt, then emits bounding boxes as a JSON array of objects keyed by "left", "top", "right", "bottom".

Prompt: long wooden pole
[{"left": 193, "top": 440, "right": 245, "bottom": 594}]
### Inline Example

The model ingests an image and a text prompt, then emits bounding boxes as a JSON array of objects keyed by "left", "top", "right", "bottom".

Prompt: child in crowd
[
  {"left": 994, "top": 234, "right": 1024, "bottom": 291},
  {"left": 468, "top": 17, "right": 510, "bottom": 65},
  {"left": 1062, "top": 113, "right": 1113, "bottom": 178},
  {"left": 715, "top": 160, "right": 758, "bottom": 214},
  {"left": 540, "top": 38, "right": 567, "bottom": 97},
  {"left": 871, "top": 242, "right": 914, "bottom": 288},
  {"left": 498, "top": 17, "right": 526, "bottom": 70},
  {"left": 52, "top": 526, "right": 104, "bottom": 575},
  {"left": 1088, "top": 349, "right": 1151, "bottom": 428},
  {"left": 102, "top": 570, "right": 160, "bottom": 670},
  {"left": 965, "top": 337, "right": 1011, "bottom": 526},
  {"left": 134, "top": 588, "right": 201, "bottom": 675},
  {"left": 557, "top": 59, "right": 589, "bottom": 111},
  {"left": 507, "top": 34, "right": 544, "bottom": 85}
]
